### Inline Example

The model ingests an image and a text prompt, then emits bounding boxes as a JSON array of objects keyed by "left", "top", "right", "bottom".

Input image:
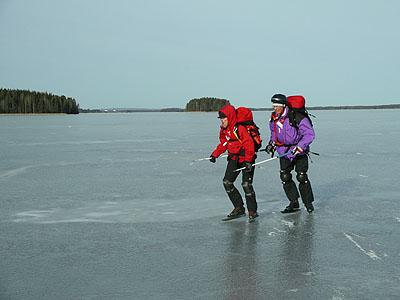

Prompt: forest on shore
[
  {"left": 0, "top": 88, "right": 79, "bottom": 114},
  {"left": 185, "top": 97, "right": 229, "bottom": 112}
]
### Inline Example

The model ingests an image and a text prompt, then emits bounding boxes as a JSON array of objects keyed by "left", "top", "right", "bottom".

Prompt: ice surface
[{"left": 0, "top": 111, "right": 399, "bottom": 299}]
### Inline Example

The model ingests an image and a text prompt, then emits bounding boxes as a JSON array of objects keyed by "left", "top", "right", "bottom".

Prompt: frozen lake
[{"left": 1, "top": 110, "right": 399, "bottom": 299}]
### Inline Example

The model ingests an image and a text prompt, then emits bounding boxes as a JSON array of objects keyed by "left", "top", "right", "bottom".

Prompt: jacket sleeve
[
  {"left": 269, "top": 120, "right": 275, "bottom": 143},
  {"left": 238, "top": 125, "right": 255, "bottom": 162},
  {"left": 297, "top": 118, "right": 315, "bottom": 150},
  {"left": 211, "top": 130, "right": 228, "bottom": 158}
]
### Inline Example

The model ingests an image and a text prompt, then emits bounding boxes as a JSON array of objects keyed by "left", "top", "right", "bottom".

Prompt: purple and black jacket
[{"left": 268, "top": 106, "right": 315, "bottom": 161}]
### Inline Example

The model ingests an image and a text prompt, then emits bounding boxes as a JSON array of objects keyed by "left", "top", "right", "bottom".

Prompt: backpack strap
[{"left": 233, "top": 125, "right": 242, "bottom": 144}]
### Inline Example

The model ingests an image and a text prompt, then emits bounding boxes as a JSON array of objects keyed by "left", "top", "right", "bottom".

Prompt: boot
[
  {"left": 248, "top": 210, "right": 259, "bottom": 223},
  {"left": 222, "top": 206, "right": 245, "bottom": 221},
  {"left": 305, "top": 203, "right": 314, "bottom": 213},
  {"left": 281, "top": 201, "right": 300, "bottom": 214}
]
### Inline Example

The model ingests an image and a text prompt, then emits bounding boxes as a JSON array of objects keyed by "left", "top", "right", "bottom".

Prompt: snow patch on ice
[
  {"left": 10, "top": 198, "right": 226, "bottom": 224},
  {"left": 302, "top": 271, "right": 315, "bottom": 276},
  {"left": 281, "top": 219, "right": 295, "bottom": 228},
  {"left": 332, "top": 288, "right": 345, "bottom": 300},
  {"left": 364, "top": 133, "right": 383, "bottom": 136},
  {"left": 85, "top": 211, "right": 124, "bottom": 217},
  {"left": 0, "top": 166, "right": 35, "bottom": 178},
  {"left": 13, "top": 210, "right": 56, "bottom": 223},
  {"left": 268, "top": 227, "right": 286, "bottom": 236},
  {"left": 273, "top": 227, "right": 286, "bottom": 233},
  {"left": 359, "top": 174, "right": 368, "bottom": 178},
  {"left": 37, "top": 218, "right": 112, "bottom": 224},
  {"left": 396, "top": 217, "right": 400, "bottom": 222},
  {"left": 15, "top": 210, "right": 54, "bottom": 218}
]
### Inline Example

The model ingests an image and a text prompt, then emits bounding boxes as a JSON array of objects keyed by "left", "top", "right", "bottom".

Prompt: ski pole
[
  {"left": 191, "top": 154, "right": 228, "bottom": 163},
  {"left": 234, "top": 151, "right": 291, "bottom": 172}
]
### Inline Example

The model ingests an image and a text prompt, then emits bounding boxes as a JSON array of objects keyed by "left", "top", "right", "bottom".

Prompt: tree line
[
  {"left": 0, "top": 88, "right": 79, "bottom": 114},
  {"left": 186, "top": 97, "right": 230, "bottom": 112}
]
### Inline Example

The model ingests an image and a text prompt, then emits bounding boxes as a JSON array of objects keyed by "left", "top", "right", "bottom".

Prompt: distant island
[
  {"left": 185, "top": 97, "right": 230, "bottom": 112},
  {"left": 0, "top": 88, "right": 79, "bottom": 114}
]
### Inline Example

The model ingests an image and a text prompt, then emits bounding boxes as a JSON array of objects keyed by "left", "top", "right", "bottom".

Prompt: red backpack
[
  {"left": 233, "top": 107, "right": 262, "bottom": 152},
  {"left": 287, "top": 95, "right": 314, "bottom": 128},
  {"left": 287, "top": 95, "right": 305, "bottom": 109}
]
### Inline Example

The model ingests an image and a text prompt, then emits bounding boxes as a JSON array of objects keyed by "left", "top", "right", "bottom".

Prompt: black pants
[
  {"left": 279, "top": 155, "right": 314, "bottom": 206},
  {"left": 223, "top": 159, "right": 257, "bottom": 212}
]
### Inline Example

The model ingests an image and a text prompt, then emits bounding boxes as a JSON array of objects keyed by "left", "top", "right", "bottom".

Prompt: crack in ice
[{"left": 343, "top": 232, "right": 381, "bottom": 261}]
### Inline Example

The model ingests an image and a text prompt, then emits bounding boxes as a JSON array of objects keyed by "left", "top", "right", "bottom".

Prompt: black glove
[
  {"left": 209, "top": 155, "right": 216, "bottom": 163},
  {"left": 243, "top": 161, "right": 253, "bottom": 173},
  {"left": 265, "top": 141, "right": 276, "bottom": 157}
]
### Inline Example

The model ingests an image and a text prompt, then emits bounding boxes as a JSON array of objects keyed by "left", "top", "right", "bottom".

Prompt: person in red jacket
[{"left": 210, "top": 104, "right": 258, "bottom": 222}]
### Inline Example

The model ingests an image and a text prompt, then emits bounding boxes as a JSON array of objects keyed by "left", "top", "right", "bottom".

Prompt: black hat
[
  {"left": 271, "top": 94, "right": 287, "bottom": 105},
  {"left": 218, "top": 111, "right": 227, "bottom": 118}
]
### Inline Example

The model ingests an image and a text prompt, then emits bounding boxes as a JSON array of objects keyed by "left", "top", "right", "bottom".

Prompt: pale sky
[{"left": 1, "top": 0, "right": 399, "bottom": 108}]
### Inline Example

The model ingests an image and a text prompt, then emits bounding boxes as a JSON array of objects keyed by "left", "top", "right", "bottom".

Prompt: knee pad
[
  {"left": 241, "top": 181, "right": 254, "bottom": 195},
  {"left": 223, "top": 179, "right": 235, "bottom": 193},
  {"left": 280, "top": 171, "right": 292, "bottom": 184},
  {"left": 296, "top": 172, "right": 309, "bottom": 184}
]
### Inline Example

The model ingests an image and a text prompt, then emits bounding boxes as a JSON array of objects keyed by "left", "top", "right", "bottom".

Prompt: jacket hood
[{"left": 219, "top": 104, "right": 236, "bottom": 129}]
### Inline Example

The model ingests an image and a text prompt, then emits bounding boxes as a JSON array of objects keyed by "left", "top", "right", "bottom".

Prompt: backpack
[
  {"left": 233, "top": 107, "right": 262, "bottom": 152},
  {"left": 287, "top": 95, "right": 314, "bottom": 128}
]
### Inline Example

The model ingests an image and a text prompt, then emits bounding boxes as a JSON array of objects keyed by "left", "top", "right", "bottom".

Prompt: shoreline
[
  {"left": 0, "top": 113, "right": 68, "bottom": 115},
  {"left": 1, "top": 104, "right": 400, "bottom": 115},
  {"left": 81, "top": 105, "right": 400, "bottom": 113}
]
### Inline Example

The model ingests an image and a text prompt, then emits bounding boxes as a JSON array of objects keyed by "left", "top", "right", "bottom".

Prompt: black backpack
[{"left": 287, "top": 95, "right": 314, "bottom": 128}]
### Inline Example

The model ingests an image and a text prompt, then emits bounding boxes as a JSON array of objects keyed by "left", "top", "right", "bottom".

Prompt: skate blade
[
  {"left": 280, "top": 208, "right": 300, "bottom": 214},
  {"left": 248, "top": 213, "right": 259, "bottom": 223},
  {"left": 221, "top": 214, "right": 245, "bottom": 221}
]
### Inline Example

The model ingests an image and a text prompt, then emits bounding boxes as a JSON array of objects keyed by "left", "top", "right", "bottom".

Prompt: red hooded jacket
[{"left": 211, "top": 104, "right": 255, "bottom": 163}]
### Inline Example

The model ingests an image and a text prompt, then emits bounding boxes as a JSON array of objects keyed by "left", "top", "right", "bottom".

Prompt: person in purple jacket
[{"left": 265, "top": 94, "right": 315, "bottom": 213}]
